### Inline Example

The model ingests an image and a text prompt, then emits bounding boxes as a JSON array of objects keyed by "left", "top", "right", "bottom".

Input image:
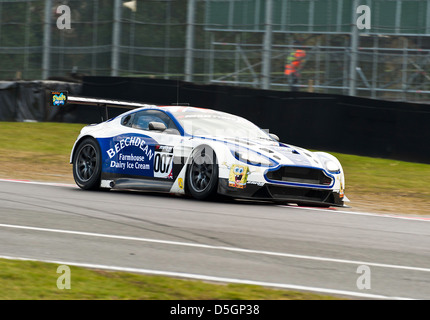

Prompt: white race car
[{"left": 68, "top": 95, "right": 347, "bottom": 207}]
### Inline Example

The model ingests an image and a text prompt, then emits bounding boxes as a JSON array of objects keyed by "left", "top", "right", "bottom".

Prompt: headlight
[{"left": 324, "top": 160, "right": 340, "bottom": 173}]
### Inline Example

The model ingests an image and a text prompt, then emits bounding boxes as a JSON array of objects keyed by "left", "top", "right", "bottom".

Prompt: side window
[
  {"left": 132, "top": 110, "right": 180, "bottom": 134},
  {"left": 121, "top": 114, "right": 134, "bottom": 127}
]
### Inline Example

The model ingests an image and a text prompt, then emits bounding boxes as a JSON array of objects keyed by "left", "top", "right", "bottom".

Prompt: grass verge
[
  {"left": 0, "top": 121, "right": 429, "bottom": 215},
  {"left": 330, "top": 152, "right": 430, "bottom": 215},
  {"left": 0, "top": 258, "right": 338, "bottom": 300}
]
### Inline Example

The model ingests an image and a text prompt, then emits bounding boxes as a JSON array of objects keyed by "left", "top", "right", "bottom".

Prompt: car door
[
  {"left": 132, "top": 109, "right": 183, "bottom": 179},
  {"left": 113, "top": 109, "right": 186, "bottom": 188}
]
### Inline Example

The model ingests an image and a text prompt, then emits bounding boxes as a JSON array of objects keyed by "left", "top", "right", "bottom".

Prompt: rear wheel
[
  {"left": 73, "top": 138, "right": 102, "bottom": 190},
  {"left": 186, "top": 146, "right": 218, "bottom": 200}
]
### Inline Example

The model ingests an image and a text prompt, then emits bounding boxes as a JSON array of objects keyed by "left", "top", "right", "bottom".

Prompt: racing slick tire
[
  {"left": 186, "top": 145, "right": 219, "bottom": 200},
  {"left": 73, "top": 137, "right": 102, "bottom": 190}
]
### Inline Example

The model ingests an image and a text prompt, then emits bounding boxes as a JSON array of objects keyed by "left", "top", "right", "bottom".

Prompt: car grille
[
  {"left": 267, "top": 185, "right": 332, "bottom": 202},
  {"left": 265, "top": 166, "right": 333, "bottom": 186}
]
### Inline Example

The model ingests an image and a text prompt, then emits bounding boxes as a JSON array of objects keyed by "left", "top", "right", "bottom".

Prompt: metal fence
[{"left": 1, "top": 0, "right": 429, "bottom": 102}]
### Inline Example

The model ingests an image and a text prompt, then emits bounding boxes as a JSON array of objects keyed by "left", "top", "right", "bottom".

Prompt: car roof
[{"left": 122, "top": 105, "right": 222, "bottom": 116}]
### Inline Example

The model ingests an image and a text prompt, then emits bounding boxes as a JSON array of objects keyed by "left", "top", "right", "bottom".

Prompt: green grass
[
  {"left": 0, "top": 122, "right": 83, "bottom": 155},
  {"left": 0, "top": 122, "right": 83, "bottom": 181},
  {"left": 0, "top": 258, "right": 337, "bottom": 300},
  {"left": 331, "top": 152, "right": 430, "bottom": 200}
]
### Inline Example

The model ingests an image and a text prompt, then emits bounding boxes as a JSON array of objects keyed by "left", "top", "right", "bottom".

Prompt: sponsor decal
[
  {"left": 98, "top": 134, "right": 174, "bottom": 179},
  {"left": 339, "top": 180, "right": 345, "bottom": 198},
  {"left": 51, "top": 91, "right": 68, "bottom": 106},
  {"left": 153, "top": 144, "right": 174, "bottom": 179},
  {"left": 228, "top": 164, "right": 249, "bottom": 189},
  {"left": 246, "top": 180, "right": 264, "bottom": 187},
  {"left": 178, "top": 178, "right": 184, "bottom": 189}
]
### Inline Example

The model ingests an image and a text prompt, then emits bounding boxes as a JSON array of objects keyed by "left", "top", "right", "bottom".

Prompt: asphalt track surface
[{"left": 0, "top": 179, "right": 429, "bottom": 300}]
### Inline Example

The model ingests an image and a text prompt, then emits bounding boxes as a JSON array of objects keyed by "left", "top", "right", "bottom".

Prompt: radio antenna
[
  {"left": 172, "top": 79, "right": 189, "bottom": 106},
  {"left": 176, "top": 79, "right": 179, "bottom": 105}
]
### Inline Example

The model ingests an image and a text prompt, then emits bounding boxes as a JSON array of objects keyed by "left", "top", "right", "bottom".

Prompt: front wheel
[
  {"left": 73, "top": 138, "right": 102, "bottom": 190},
  {"left": 186, "top": 146, "right": 218, "bottom": 200}
]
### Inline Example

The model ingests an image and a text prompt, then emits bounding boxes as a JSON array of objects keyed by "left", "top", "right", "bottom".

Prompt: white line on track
[
  {"left": 0, "top": 254, "right": 413, "bottom": 300},
  {"left": 281, "top": 205, "right": 430, "bottom": 222},
  {"left": 1, "top": 223, "right": 429, "bottom": 274}
]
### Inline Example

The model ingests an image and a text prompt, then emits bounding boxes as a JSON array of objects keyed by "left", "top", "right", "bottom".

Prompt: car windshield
[{"left": 171, "top": 109, "right": 273, "bottom": 141}]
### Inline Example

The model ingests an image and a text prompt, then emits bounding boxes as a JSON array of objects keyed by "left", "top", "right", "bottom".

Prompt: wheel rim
[
  {"left": 76, "top": 144, "right": 97, "bottom": 182},
  {"left": 190, "top": 149, "right": 213, "bottom": 192}
]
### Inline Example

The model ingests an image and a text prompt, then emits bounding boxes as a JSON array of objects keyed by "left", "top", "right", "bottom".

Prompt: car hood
[{"left": 199, "top": 136, "right": 324, "bottom": 168}]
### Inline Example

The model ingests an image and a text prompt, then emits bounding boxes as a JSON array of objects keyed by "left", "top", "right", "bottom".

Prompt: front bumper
[{"left": 217, "top": 178, "right": 345, "bottom": 207}]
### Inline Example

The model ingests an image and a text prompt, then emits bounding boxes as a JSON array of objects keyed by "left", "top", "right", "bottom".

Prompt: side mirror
[
  {"left": 148, "top": 121, "right": 167, "bottom": 131},
  {"left": 269, "top": 133, "right": 280, "bottom": 142}
]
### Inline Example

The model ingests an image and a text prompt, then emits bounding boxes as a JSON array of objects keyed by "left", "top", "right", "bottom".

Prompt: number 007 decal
[{"left": 153, "top": 152, "right": 173, "bottom": 179}]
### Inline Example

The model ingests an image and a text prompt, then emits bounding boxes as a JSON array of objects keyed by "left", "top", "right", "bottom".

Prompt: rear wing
[{"left": 50, "top": 90, "right": 154, "bottom": 121}]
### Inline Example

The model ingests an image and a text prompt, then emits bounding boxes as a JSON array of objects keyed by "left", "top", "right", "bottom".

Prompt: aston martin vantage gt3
[{"left": 70, "top": 100, "right": 347, "bottom": 207}]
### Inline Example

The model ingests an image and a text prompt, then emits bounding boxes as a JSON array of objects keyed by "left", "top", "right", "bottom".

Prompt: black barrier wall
[
  {"left": 1, "top": 77, "right": 429, "bottom": 163},
  {"left": 80, "top": 76, "right": 430, "bottom": 164},
  {"left": 0, "top": 81, "right": 82, "bottom": 122}
]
